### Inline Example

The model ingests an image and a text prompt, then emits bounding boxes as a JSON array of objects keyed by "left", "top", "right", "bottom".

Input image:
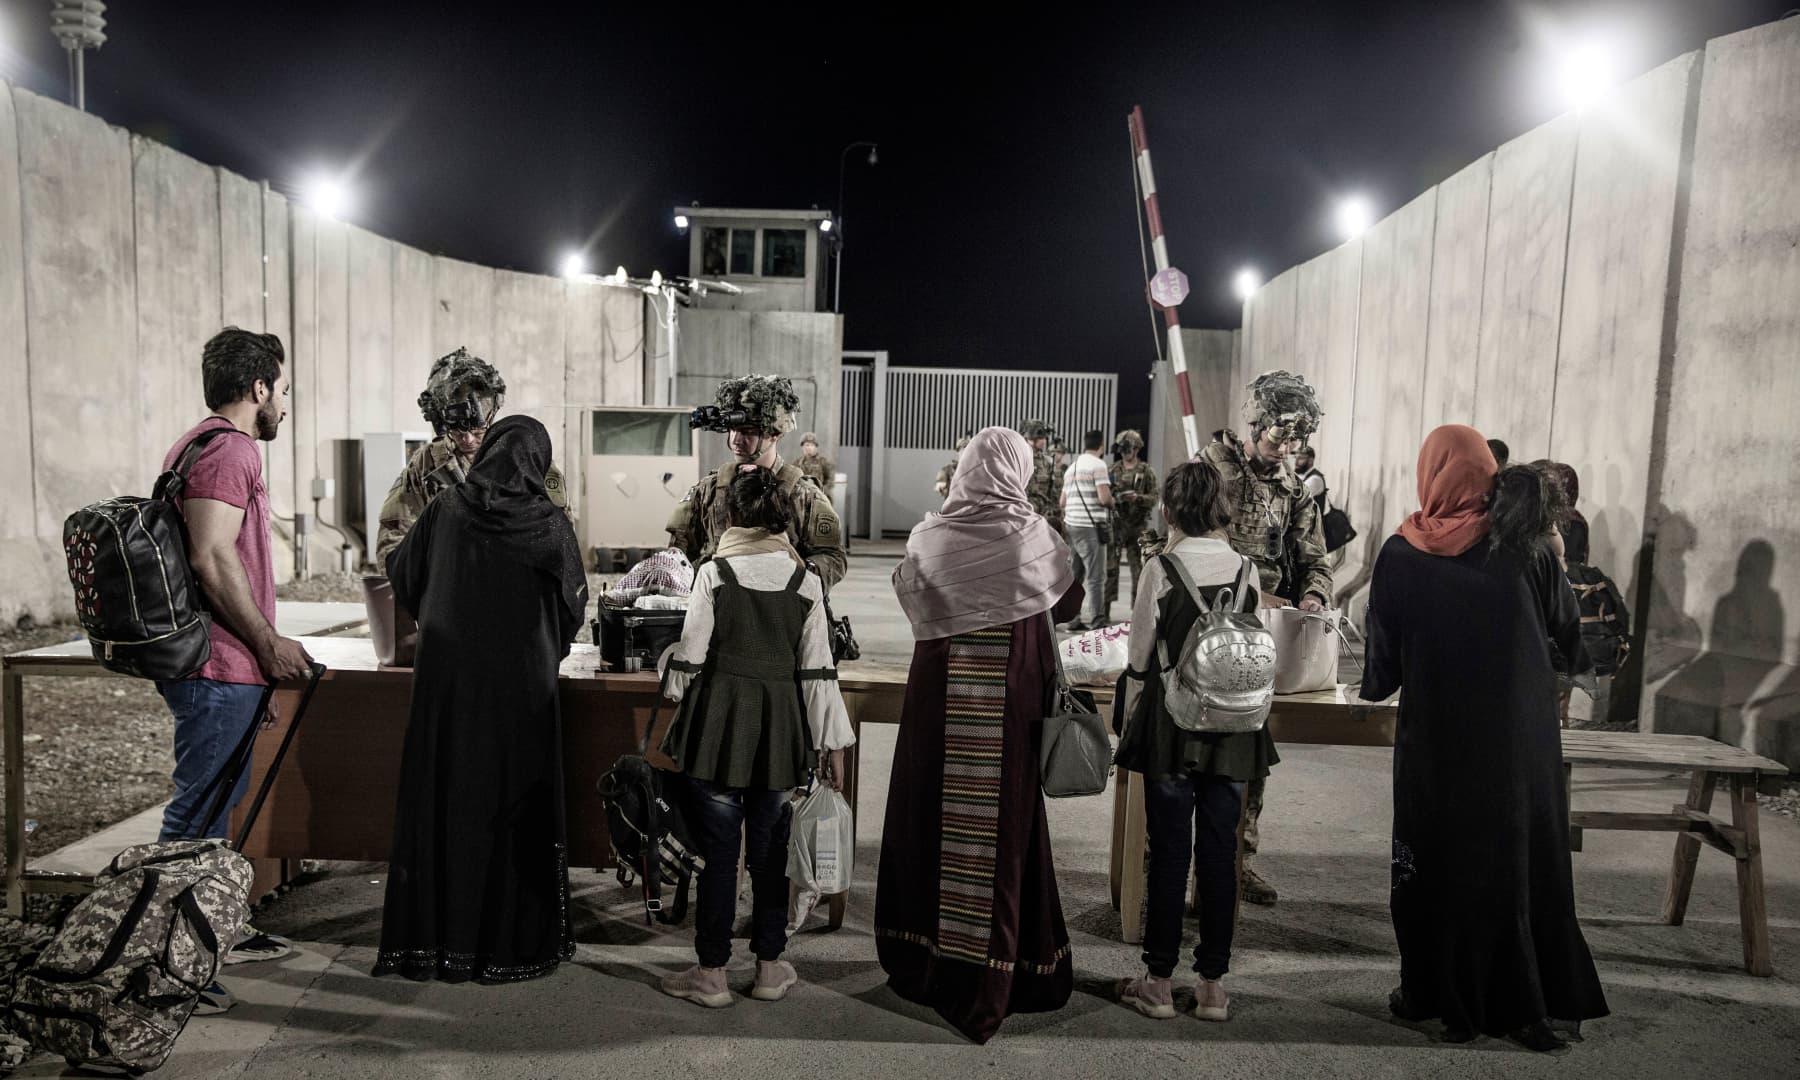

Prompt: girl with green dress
[{"left": 657, "top": 466, "right": 854, "bottom": 1007}]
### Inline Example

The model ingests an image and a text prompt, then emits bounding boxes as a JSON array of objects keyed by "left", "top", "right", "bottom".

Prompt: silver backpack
[{"left": 1155, "top": 554, "right": 1277, "bottom": 733}]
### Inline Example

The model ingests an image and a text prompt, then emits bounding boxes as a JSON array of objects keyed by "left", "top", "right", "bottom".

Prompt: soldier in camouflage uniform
[
  {"left": 797, "top": 431, "right": 836, "bottom": 503},
  {"left": 375, "top": 348, "right": 569, "bottom": 564},
  {"left": 1104, "top": 429, "right": 1160, "bottom": 615},
  {"left": 666, "top": 374, "right": 847, "bottom": 588},
  {"left": 1019, "top": 419, "right": 1063, "bottom": 531},
  {"left": 1200, "top": 370, "right": 1332, "bottom": 908},
  {"left": 934, "top": 432, "right": 973, "bottom": 498}
]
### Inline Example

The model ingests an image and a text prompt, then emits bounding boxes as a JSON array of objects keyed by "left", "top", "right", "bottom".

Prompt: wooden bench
[
  {"left": 1561, "top": 730, "right": 1789, "bottom": 977},
  {"left": 1108, "top": 727, "right": 1789, "bottom": 977}
]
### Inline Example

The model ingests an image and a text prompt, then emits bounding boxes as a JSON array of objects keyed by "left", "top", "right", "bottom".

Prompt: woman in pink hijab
[
  {"left": 1362, "top": 425, "right": 1606, "bottom": 1051},
  {"left": 876, "top": 426, "right": 1082, "bottom": 1043}
]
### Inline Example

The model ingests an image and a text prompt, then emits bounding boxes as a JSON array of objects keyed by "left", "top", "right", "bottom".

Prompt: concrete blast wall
[
  {"left": 1237, "top": 19, "right": 1800, "bottom": 767},
  {"left": 0, "top": 83, "right": 646, "bottom": 622},
  {"left": 1643, "top": 23, "right": 1800, "bottom": 769}
]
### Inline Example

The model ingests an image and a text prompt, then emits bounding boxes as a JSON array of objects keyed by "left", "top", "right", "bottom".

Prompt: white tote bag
[{"left": 1262, "top": 607, "right": 1343, "bottom": 694}]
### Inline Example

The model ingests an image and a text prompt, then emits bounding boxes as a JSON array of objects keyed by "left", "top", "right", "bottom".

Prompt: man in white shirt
[{"left": 1059, "top": 429, "right": 1115, "bottom": 629}]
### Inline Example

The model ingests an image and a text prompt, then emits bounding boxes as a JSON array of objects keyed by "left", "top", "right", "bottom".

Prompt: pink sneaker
[
  {"left": 1193, "top": 977, "right": 1230, "bottom": 1021},
  {"left": 751, "top": 960, "right": 798, "bottom": 1001},
  {"left": 659, "top": 964, "right": 732, "bottom": 1008},
  {"left": 1117, "top": 974, "right": 1177, "bottom": 1019}
]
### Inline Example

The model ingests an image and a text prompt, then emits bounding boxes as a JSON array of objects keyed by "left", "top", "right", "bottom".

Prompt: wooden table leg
[
  {"left": 1565, "top": 761, "right": 1581, "bottom": 852},
  {"left": 1118, "top": 770, "right": 1147, "bottom": 945},
  {"left": 1729, "top": 775, "right": 1772, "bottom": 977},
  {"left": 1109, "top": 772, "right": 1126, "bottom": 909},
  {"left": 1661, "top": 770, "right": 1717, "bottom": 926},
  {"left": 4, "top": 667, "right": 25, "bottom": 918}
]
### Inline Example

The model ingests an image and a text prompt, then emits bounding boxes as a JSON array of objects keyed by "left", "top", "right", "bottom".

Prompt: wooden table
[
  {"left": 3, "top": 603, "right": 369, "bottom": 913},
  {"left": 1, "top": 636, "right": 956, "bottom": 919},
  {"left": 1560, "top": 729, "right": 1788, "bottom": 976}
]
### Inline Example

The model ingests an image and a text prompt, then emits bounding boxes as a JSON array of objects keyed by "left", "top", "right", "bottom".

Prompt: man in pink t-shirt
[{"left": 158, "top": 328, "right": 313, "bottom": 1013}]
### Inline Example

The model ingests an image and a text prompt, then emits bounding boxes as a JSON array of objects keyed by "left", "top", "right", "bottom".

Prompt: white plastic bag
[
  {"left": 1059, "top": 622, "right": 1131, "bottom": 686},
  {"left": 786, "top": 783, "right": 854, "bottom": 929}
]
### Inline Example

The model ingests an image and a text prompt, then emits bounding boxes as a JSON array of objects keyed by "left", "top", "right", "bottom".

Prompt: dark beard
[{"left": 254, "top": 400, "right": 281, "bottom": 441}]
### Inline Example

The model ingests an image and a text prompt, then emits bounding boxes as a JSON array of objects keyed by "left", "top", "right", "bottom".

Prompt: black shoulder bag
[{"left": 806, "top": 561, "right": 861, "bottom": 662}]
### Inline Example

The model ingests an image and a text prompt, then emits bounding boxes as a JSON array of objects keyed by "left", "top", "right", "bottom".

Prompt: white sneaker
[
  {"left": 193, "top": 980, "right": 236, "bottom": 1016},
  {"left": 223, "top": 927, "right": 293, "bottom": 965}
]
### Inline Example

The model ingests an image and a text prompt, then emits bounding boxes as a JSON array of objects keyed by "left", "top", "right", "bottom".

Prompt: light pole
[
  {"left": 50, "top": 1, "right": 108, "bottom": 112},
  {"left": 833, "top": 141, "right": 878, "bottom": 314}
]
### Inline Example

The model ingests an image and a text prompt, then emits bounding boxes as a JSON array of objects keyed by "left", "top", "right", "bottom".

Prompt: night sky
[{"left": 0, "top": 1, "right": 1788, "bottom": 429}]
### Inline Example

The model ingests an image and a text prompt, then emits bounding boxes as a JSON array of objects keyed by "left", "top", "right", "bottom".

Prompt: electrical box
[
  {"left": 581, "top": 406, "right": 700, "bottom": 557},
  {"left": 356, "top": 432, "right": 435, "bottom": 565}
]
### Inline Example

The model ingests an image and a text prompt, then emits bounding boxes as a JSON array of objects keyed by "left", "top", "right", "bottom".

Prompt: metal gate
[{"left": 846, "top": 355, "right": 1118, "bottom": 536}]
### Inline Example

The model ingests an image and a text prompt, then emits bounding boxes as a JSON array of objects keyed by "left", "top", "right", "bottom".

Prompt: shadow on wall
[
  {"left": 1652, "top": 539, "right": 1793, "bottom": 766},
  {"left": 1611, "top": 505, "right": 1699, "bottom": 725},
  {"left": 1333, "top": 488, "right": 1388, "bottom": 630}
]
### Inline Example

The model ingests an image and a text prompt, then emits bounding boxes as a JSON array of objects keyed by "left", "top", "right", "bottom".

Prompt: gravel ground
[{"left": 0, "top": 623, "right": 173, "bottom": 861}]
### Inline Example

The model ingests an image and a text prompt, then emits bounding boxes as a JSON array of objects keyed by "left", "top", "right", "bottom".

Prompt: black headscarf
[{"left": 450, "top": 415, "right": 588, "bottom": 626}]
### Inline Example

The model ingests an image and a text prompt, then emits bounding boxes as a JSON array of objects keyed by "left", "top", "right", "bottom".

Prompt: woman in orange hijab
[{"left": 1361, "top": 425, "right": 1607, "bottom": 1051}]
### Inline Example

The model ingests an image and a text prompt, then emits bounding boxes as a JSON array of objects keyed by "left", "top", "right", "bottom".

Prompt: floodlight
[
  {"left": 1233, "top": 268, "right": 1261, "bottom": 302},
  {"left": 560, "top": 252, "right": 588, "bottom": 280},
  {"left": 1335, "top": 195, "right": 1374, "bottom": 242},
  {"left": 1557, "top": 42, "right": 1619, "bottom": 110},
  {"left": 306, "top": 176, "right": 349, "bottom": 221}
]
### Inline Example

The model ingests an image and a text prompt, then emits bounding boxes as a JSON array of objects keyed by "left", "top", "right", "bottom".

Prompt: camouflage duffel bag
[{"left": 11, "top": 840, "right": 254, "bottom": 1074}]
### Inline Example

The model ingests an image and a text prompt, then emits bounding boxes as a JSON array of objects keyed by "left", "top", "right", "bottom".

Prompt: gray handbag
[{"left": 1039, "top": 613, "right": 1113, "bottom": 797}]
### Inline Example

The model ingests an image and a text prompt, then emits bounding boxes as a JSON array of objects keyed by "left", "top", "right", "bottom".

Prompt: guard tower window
[
  {"left": 761, "top": 229, "right": 806, "bottom": 278},
  {"left": 701, "top": 228, "right": 729, "bottom": 276},
  {"left": 730, "top": 229, "right": 755, "bottom": 275}
]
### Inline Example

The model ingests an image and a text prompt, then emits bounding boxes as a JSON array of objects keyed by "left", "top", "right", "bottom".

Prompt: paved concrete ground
[{"left": 20, "top": 545, "right": 1800, "bottom": 1078}]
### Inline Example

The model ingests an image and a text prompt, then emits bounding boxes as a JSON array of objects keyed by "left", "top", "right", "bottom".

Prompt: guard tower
[{"left": 678, "top": 207, "right": 833, "bottom": 313}]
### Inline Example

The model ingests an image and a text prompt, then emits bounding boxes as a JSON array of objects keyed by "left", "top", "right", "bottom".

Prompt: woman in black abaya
[
  {"left": 1360, "top": 425, "right": 1607, "bottom": 1050},
  {"left": 375, "top": 415, "right": 588, "bottom": 983}
]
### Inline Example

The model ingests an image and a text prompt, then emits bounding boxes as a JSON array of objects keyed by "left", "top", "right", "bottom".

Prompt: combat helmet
[
  {"left": 417, "top": 347, "right": 505, "bottom": 437},
  {"left": 716, "top": 374, "right": 800, "bottom": 436},
  {"left": 1018, "top": 418, "right": 1055, "bottom": 441},
  {"left": 1116, "top": 428, "right": 1145, "bottom": 451},
  {"left": 1242, "top": 370, "right": 1322, "bottom": 446}
]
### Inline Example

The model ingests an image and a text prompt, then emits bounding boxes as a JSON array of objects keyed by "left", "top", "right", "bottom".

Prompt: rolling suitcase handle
[
  {"left": 175, "top": 663, "right": 328, "bottom": 846},
  {"left": 232, "top": 662, "right": 327, "bottom": 851}
]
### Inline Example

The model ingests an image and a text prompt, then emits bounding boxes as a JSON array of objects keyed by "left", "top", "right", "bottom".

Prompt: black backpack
[
  {"left": 596, "top": 677, "right": 704, "bottom": 925},
  {"left": 1567, "top": 563, "right": 1632, "bottom": 676},
  {"left": 61, "top": 426, "right": 245, "bottom": 679},
  {"left": 1303, "top": 470, "right": 1357, "bottom": 553}
]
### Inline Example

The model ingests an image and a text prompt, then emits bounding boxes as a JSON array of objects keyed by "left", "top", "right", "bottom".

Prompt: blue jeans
[
  {"left": 157, "top": 679, "right": 267, "bottom": 841},
  {"left": 1143, "top": 774, "right": 1244, "bottom": 979},
  {"left": 1066, "top": 525, "right": 1107, "bottom": 626},
  {"left": 687, "top": 778, "right": 794, "bottom": 969}
]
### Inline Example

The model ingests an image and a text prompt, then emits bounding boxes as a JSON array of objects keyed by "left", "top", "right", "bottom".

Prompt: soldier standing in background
[
  {"left": 376, "top": 348, "right": 569, "bottom": 563},
  {"left": 1104, "top": 429, "right": 1160, "bottom": 620},
  {"left": 797, "top": 432, "right": 836, "bottom": 502},
  {"left": 1201, "top": 370, "right": 1331, "bottom": 908},
  {"left": 934, "top": 432, "right": 973, "bottom": 498},
  {"left": 1019, "top": 419, "right": 1064, "bottom": 531},
  {"left": 666, "top": 374, "right": 846, "bottom": 588}
]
